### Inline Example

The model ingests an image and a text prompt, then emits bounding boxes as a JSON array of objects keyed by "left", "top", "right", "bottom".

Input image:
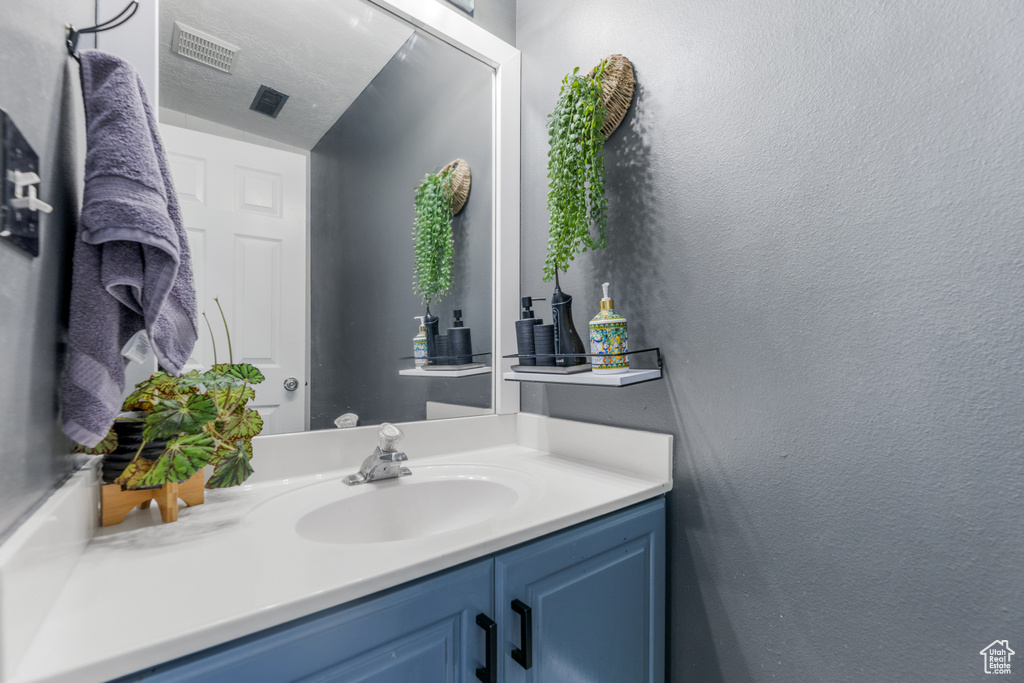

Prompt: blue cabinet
[
  {"left": 122, "top": 561, "right": 493, "bottom": 682},
  {"left": 496, "top": 500, "right": 665, "bottom": 683},
  {"left": 122, "top": 498, "right": 664, "bottom": 682}
]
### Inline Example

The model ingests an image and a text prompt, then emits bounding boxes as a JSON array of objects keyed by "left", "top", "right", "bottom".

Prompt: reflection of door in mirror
[{"left": 161, "top": 124, "right": 307, "bottom": 435}]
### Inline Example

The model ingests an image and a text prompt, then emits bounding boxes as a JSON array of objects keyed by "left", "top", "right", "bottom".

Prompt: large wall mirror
[{"left": 156, "top": 0, "right": 519, "bottom": 435}]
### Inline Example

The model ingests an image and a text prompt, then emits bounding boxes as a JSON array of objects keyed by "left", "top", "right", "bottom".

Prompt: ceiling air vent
[
  {"left": 250, "top": 85, "right": 289, "bottom": 118},
  {"left": 171, "top": 22, "right": 239, "bottom": 73}
]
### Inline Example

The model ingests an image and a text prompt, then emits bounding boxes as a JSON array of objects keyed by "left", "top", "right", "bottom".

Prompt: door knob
[{"left": 283, "top": 377, "right": 300, "bottom": 391}]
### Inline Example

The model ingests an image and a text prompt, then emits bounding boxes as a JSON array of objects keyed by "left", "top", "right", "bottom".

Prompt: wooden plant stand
[{"left": 101, "top": 472, "right": 205, "bottom": 526}]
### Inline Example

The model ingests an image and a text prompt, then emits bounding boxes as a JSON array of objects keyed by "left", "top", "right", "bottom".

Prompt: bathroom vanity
[
  {"left": 118, "top": 499, "right": 664, "bottom": 682},
  {"left": 0, "top": 414, "right": 671, "bottom": 682}
]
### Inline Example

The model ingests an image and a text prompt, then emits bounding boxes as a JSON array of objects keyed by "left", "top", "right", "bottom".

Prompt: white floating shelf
[
  {"left": 400, "top": 366, "right": 492, "bottom": 378},
  {"left": 503, "top": 368, "right": 662, "bottom": 387}
]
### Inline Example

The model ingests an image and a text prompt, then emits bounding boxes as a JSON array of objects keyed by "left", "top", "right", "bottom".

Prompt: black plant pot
[{"left": 101, "top": 419, "right": 167, "bottom": 485}]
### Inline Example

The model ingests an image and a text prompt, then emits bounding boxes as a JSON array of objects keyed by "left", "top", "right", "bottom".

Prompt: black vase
[
  {"left": 101, "top": 419, "right": 167, "bottom": 484},
  {"left": 551, "top": 271, "right": 587, "bottom": 367}
]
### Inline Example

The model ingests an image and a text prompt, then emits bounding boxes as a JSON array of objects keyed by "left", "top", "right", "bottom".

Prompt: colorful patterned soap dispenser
[
  {"left": 413, "top": 316, "right": 428, "bottom": 367},
  {"left": 589, "top": 282, "right": 629, "bottom": 374}
]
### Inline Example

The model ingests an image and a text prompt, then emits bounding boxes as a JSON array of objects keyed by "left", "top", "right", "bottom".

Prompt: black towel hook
[{"left": 66, "top": 1, "right": 140, "bottom": 62}]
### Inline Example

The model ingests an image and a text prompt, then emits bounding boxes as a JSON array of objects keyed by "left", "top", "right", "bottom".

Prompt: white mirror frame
[{"left": 370, "top": 0, "right": 521, "bottom": 416}]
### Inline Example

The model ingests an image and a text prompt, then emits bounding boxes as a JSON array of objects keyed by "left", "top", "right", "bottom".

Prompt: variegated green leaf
[
  {"left": 221, "top": 408, "right": 263, "bottom": 440},
  {"left": 123, "top": 371, "right": 181, "bottom": 411},
  {"left": 173, "top": 370, "right": 212, "bottom": 389},
  {"left": 206, "top": 442, "right": 254, "bottom": 488},
  {"left": 209, "top": 438, "right": 252, "bottom": 467},
  {"left": 73, "top": 428, "right": 118, "bottom": 455},
  {"left": 115, "top": 458, "right": 154, "bottom": 489},
  {"left": 212, "top": 384, "right": 256, "bottom": 413},
  {"left": 140, "top": 371, "right": 178, "bottom": 389},
  {"left": 178, "top": 370, "right": 244, "bottom": 392},
  {"left": 143, "top": 395, "right": 217, "bottom": 441},
  {"left": 137, "top": 433, "right": 215, "bottom": 487},
  {"left": 226, "top": 363, "right": 265, "bottom": 385}
]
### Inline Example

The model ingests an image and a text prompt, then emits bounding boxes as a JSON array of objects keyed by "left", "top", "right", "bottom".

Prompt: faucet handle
[
  {"left": 375, "top": 451, "right": 407, "bottom": 463},
  {"left": 377, "top": 423, "right": 404, "bottom": 453}
]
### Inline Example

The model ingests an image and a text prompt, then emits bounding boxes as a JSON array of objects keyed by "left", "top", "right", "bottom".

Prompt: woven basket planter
[
  {"left": 588, "top": 54, "right": 635, "bottom": 138},
  {"left": 439, "top": 158, "right": 471, "bottom": 215}
]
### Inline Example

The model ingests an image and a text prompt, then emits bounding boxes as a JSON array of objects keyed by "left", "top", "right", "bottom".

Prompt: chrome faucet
[{"left": 342, "top": 423, "right": 411, "bottom": 485}]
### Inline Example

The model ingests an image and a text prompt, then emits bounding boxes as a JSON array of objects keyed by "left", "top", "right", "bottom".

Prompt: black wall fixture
[{"left": 0, "top": 109, "right": 51, "bottom": 257}]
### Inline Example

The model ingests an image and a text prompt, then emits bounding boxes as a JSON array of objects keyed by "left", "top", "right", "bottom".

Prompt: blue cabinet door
[
  {"left": 495, "top": 499, "right": 666, "bottom": 683},
  {"left": 124, "top": 560, "right": 493, "bottom": 683}
]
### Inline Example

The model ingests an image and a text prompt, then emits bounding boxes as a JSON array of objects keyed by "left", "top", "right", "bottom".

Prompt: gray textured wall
[
  {"left": 0, "top": 3, "right": 92, "bottom": 541},
  {"left": 310, "top": 31, "right": 494, "bottom": 428},
  {"left": 517, "top": 1, "right": 1024, "bottom": 680}
]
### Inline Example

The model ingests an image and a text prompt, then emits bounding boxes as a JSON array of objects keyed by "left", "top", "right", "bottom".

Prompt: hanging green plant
[
  {"left": 544, "top": 60, "right": 609, "bottom": 282},
  {"left": 412, "top": 165, "right": 456, "bottom": 306}
]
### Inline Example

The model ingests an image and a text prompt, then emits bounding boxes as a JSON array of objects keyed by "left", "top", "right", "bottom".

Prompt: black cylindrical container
[
  {"left": 533, "top": 324, "right": 556, "bottom": 366},
  {"left": 515, "top": 296, "right": 544, "bottom": 366},
  {"left": 550, "top": 274, "right": 587, "bottom": 367},
  {"left": 102, "top": 419, "right": 167, "bottom": 484},
  {"left": 516, "top": 319, "right": 540, "bottom": 365},
  {"left": 434, "top": 334, "right": 450, "bottom": 365},
  {"left": 449, "top": 329, "right": 472, "bottom": 364},
  {"left": 448, "top": 309, "right": 473, "bottom": 365},
  {"left": 423, "top": 307, "right": 440, "bottom": 365}
]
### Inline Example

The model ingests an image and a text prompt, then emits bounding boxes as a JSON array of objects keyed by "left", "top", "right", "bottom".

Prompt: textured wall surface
[
  {"left": 517, "top": 1, "right": 1024, "bottom": 680},
  {"left": 310, "top": 31, "right": 494, "bottom": 428},
  {"left": 0, "top": 3, "right": 92, "bottom": 541}
]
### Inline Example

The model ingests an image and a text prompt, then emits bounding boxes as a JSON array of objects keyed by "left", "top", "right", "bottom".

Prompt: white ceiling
[{"left": 159, "top": 0, "right": 414, "bottom": 150}]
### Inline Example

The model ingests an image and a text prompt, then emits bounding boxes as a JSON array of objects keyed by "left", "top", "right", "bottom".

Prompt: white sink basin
[
  {"left": 297, "top": 478, "right": 519, "bottom": 544},
  {"left": 247, "top": 465, "right": 538, "bottom": 545}
]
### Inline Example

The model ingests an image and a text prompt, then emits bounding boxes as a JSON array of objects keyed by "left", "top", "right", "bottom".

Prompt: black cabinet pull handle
[
  {"left": 511, "top": 599, "right": 533, "bottom": 670},
  {"left": 475, "top": 613, "right": 497, "bottom": 683}
]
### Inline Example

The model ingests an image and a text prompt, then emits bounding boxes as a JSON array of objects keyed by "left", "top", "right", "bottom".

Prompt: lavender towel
[{"left": 62, "top": 50, "right": 197, "bottom": 447}]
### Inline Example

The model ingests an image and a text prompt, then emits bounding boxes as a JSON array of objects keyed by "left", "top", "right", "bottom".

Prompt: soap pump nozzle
[
  {"left": 414, "top": 315, "right": 426, "bottom": 332},
  {"left": 520, "top": 296, "right": 546, "bottom": 319},
  {"left": 600, "top": 282, "right": 615, "bottom": 310}
]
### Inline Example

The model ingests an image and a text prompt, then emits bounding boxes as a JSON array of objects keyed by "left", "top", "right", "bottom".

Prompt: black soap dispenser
[
  {"left": 448, "top": 309, "right": 473, "bottom": 365},
  {"left": 551, "top": 271, "right": 587, "bottom": 367},
  {"left": 515, "top": 296, "right": 544, "bottom": 366},
  {"left": 423, "top": 306, "right": 440, "bottom": 365}
]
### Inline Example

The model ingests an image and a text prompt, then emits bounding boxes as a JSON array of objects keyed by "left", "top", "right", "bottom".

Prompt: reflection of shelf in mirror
[
  {"left": 503, "top": 368, "right": 661, "bottom": 387},
  {"left": 400, "top": 366, "right": 493, "bottom": 378}
]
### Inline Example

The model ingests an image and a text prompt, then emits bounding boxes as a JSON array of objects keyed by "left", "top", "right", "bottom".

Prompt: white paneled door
[{"left": 160, "top": 124, "right": 307, "bottom": 435}]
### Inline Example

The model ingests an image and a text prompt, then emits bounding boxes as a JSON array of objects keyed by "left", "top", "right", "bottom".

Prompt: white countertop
[{"left": 1, "top": 414, "right": 672, "bottom": 683}]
